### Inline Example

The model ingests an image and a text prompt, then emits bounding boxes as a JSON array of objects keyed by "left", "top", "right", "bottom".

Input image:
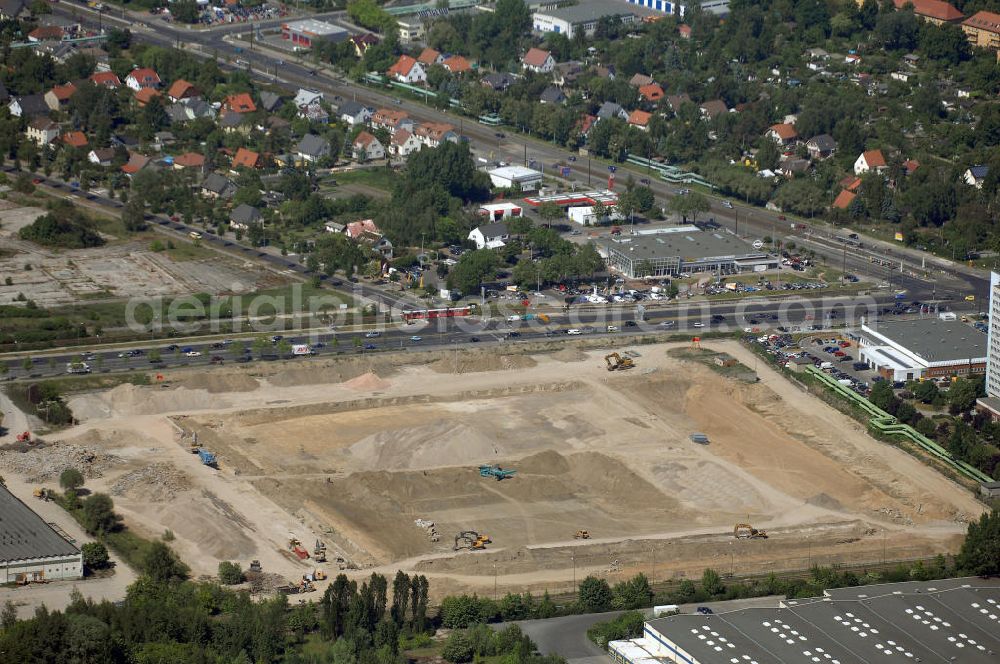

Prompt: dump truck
[
  {"left": 32, "top": 487, "right": 52, "bottom": 501},
  {"left": 66, "top": 362, "right": 91, "bottom": 374},
  {"left": 291, "top": 344, "right": 313, "bottom": 356},
  {"left": 574, "top": 530, "right": 590, "bottom": 539},
  {"left": 196, "top": 448, "right": 217, "bottom": 466}
]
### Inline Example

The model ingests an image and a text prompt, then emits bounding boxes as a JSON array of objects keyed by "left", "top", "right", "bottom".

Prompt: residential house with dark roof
[
  {"left": 295, "top": 134, "right": 331, "bottom": 163},
  {"left": 699, "top": 99, "right": 729, "bottom": 119},
  {"left": 9, "top": 95, "right": 49, "bottom": 119},
  {"left": 964, "top": 165, "right": 989, "bottom": 188},
  {"left": 259, "top": 91, "right": 282, "bottom": 112},
  {"left": 230, "top": 203, "right": 262, "bottom": 230},
  {"left": 596, "top": 101, "right": 628, "bottom": 121},
  {"left": 628, "top": 73, "right": 654, "bottom": 88},
  {"left": 26, "top": 119, "right": 60, "bottom": 146},
  {"left": 539, "top": 86, "right": 566, "bottom": 104},
  {"left": 338, "top": 101, "right": 371, "bottom": 126},
  {"left": 806, "top": 134, "right": 837, "bottom": 159},
  {"left": 201, "top": 172, "right": 236, "bottom": 199},
  {"left": 481, "top": 72, "right": 515, "bottom": 91},
  {"left": 87, "top": 147, "right": 117, "bottom": 167},
  {"left": 0, "top": 0, "right": 28, "bottom": 20},
  {"left": 666, "top": 93, "right": 692, "bottom": 112}
]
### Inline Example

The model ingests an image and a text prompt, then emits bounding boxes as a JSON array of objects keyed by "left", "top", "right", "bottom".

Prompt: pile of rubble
[
  {"left": 0, "top": 444, "right": 122, "bottom": 483},
  {"left": 110, "top": 464, "right": 190, "bottom": 501},
  {"left": 415, "top": 518, "right": 440, "bottom": 543}
]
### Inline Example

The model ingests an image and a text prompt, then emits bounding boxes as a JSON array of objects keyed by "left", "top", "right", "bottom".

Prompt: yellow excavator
[
  {"left": 734, "top": 523, "right": 768, "bottom": 539},
  {"left": 574, "top": 530, "right": 590, "bottom": 539},
  {"left": 605, "top": 353, "right": 635, "bottom": 371}
]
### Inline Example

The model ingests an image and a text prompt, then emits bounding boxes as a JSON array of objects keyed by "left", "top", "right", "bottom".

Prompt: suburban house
[
  {"left": 539, "top": 86, "right": 566, "bottom": 104},
  {"left": 295, "top": 134, "right": 331, "bottom": 163},
  {"left": 806, "top": 134, "right": 837, "bottom": 159},
  {"left": 0, "top": 0, "right": 28, "bottom": 20},
  {"left": 699, "top": 99, "right": 729, "bottom": 119},
  {"left": 597, "top": 101, "right": 628, "bottom": 121},
  {"left": 166, "top": 98, "right": 215, "bottom": 124},
  {"left": 962, "top": 11, "right": 1000, "bottom": 50},
  {"left": 61, "top": 131, "right": 87, "bottom": 149},
  {"left": 224, "top": 93, "right": 257, "bottom": 114},
  {"left": 391, "top": 129, "right": 422, "bottom": 157},
  {"left": 293, "top": 88, "right": 323, "bottom": 109},
  {"left": 666, "top": 93, "right": 692, "bottom": 112},
  {"left": 629, "top": 73, "right": 654, "bottom": 88},
  {"left": 167, "top": 79, "right": 200, "bottom": 102},
  {"left": 230, "top": 204, "right": 262, "bottom": 230},
  {"left": 765, "top": 123, "right": 798, "bottom": 145},
  {"left": 552, "top": 62, "right": 583, "bottom": 87},
  {"left": 232, "top": 147, "right": 262, "bottom": 170},
  {"left": 481, "top": 72, "right": 515, "bottom": 91},
  {"left": 627, "top": 109, "right": 652, "bottom": 131},
  {"left": 125, "top": 68, "right": 161, "bottom": 91},
  {"left": 353, "top": 131, "right": 385, "bottom": 161},
  {"left": 90, "top": 71, "right": 121, "bottom": 88},
  {"left": 577, "top": 114, "right": 597, "bottom": 137},
  {"left": 324, "top": 222, "right": 345, "bottom": 234},
  {"left": 338, "top": 101, "right": 371, "bottom": 126},
  {"left": 201, "top": 172, "right": 236, "bottom": 199},
  {"left": 442, "top": 55, "right": 471, "bottom": 74},
  {"left": 26, "top": 118, "right": 60, "bottom": 146},
  {"left": 134, "top": 88, "right": 161, "bottom": 107},
  {"left": 43, "top": 83, "right": 77, "bottom": 111},
  {"left": 414, "top": 122, "right": 457, "bottom": 148},
  {"left": 345, "top": 219, "right": 382, "bottom": 241},
  {"left": 9, "top": 94, "right": 49, "bottom": 118},
  {"left": 172, "top": 152, "right": 205, "bottom": 171},
  {"left": 27, "top": 25, "right": 64, "bottom": 42},
  {"left": 522, "top": 48, "right": 555, "bottom": 74},
  {"left": 417, "top": 47, "right": 443, "bottom": 65},
  {"left": 387, "top": 55, "right": 427, "bottom": 84},
  {"left": 260, "top": 91, "right": 282, "bottom": 112},
  {"left": 350, "top": 33, "right": 379, "bottom": 56},
  {"left": 468, "top": 221, "right": 510, "bottom": 250},
  {"left": 87, "top": 147, "right": 116, "bottom": 166},
  {"left": 638, "top": 83, "right": 665, "bottom": 103},
  {"left": 964, "top": 165, "right": 989, "bottom": 188},
  {"left": 854, "top": 149, "right": 888, "bottom": 175},
  {"left": 121, "top": 152, "right": 151, "bottom": 176}
]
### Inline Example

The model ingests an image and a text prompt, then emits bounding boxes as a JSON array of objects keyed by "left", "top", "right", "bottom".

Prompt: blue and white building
[{"left": 622, "top": 0, "right": 730, "bottom": 17}]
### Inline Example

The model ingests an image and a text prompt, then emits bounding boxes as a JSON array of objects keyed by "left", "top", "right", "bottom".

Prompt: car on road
[
  {"left": 270, "top": 335, "right": 283, "bottom": 343},
  {"left": 470, "top": 336, "right": 480, "bottom": 342},
  {"left": 365, "top": 331, "right": 381, "bottom": 338},
  {"left": 210, "top": 355, "right": 224, "bottom": 364},
  {"left": 409, "top": 335, "right": 422, "bottom": 342},
  {"left": 692, "top": 322, "right": 705, "bottom": 328},
  {"left": 185, "top": 350, "right": 202, "bottom": 357},
  {"left": 507, "top": 331, "right": 521, "bottom": 338},
  {"left": 164, "top": 344, "right": 178, "bottom": 351},
  {"left": 567, "top": 329, "right": 582, "bottom": 335},
  {"left": 364, "top": 343, "right": 377, "bottom": 350},
  {"left": 659, "top": 321, "right": 675, "bottom": 328},
  {"left": 697, "top": 607, "right": 714, "bottom": 615},
  {"left": 722, "top": 200, "right": 733, "bottom": 209}
]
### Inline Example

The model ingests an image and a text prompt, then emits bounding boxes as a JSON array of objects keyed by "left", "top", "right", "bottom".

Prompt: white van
[
  {"left": 654, "top": 605, "right": 680, "bottom": 617},
  {"left": 567, "top": 329, "right": 582, "bottom": 335}
]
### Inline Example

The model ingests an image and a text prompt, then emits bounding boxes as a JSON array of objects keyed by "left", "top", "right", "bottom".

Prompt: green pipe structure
[{"left": 804, "top": 365, "right": 995, "bottom": 485}]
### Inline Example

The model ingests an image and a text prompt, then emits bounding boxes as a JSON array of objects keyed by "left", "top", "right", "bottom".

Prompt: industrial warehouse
[
  {"left": 280, "top": 19, "right": 349, "bottom": 48},
  {"left": 0, "top": 484, "right": 82, "bottom": 584},
  {"left": 598, "top": 226, "right": 776, "bottom": 278},
  {"left": 611, "top": 577, "right": 1000, "bottom": 664},
  {"left": 855, "top": 317, "right": 987, "bottom": 382}
]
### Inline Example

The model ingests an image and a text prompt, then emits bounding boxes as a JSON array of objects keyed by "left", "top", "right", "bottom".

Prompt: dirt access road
[{"left": 1, "top": 340, "right": 984, "bottom": 602}]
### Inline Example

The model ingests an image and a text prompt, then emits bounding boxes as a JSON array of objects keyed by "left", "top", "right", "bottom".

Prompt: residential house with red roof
[
  {"left": 90, "top": 71, "right": 121, "bottom": 88},
  {"left": 832, "top": 190, "right": 857, "bottom": 210},
  {"left": 414, "top": 122, "right": 458, "bottom": 148},
  {"left": 417, "top": 47, "right": 443, "bottom": 65},
  {"left": 638, "top": 83, "right": 665, "bottom": 103},
  {"left": 391, "top": 129, "right": 421, "bottom": 157},
  {"left": 224, "top": 93, "right": 257, "bottom": 114},
  {"left": 167, "top": 79, "right": 200, "bottom": 102},
  {"left": 765, "top": 123, "right": 799, "bottom": 146},
  {"left": 121, "top": 152, "right": 151, "bottom": 176},
  {"left": 854, "top": 149, "right": 887, "bottom": 175},
  {"left": 627, "top": 110, "right": 652, "bottom": 131},
  {"left": 43, "top": 83, "right": 77, "bottom": 111},
  {"left": 134, "top": 87, "right": 162, "bottom": 107},
  {"left": 442, "top": 55, "right": 471, "bottom": 74},
  {"left": 232, "top": 147, "right": 262, "bottom": 169},
  {"left": 892, "top": 0, "right": 963, "bottom": 25},
  {"left": 125, "top": 68, "right": 161, "bottom": 91},
  {"left": 172, "top": 152, "right": 206, "bottom": 171},
  {"left": 522, "top": 48, "right": 555, "bottom": 74},
  {"left": 28, "top": 26, "right": 64, "bottom": 42},
  {"left": 61, "top": 131, "right": 88, "bottom": 149},
  {"left": 372, "top": 108, "right": 411, "bottom": 134},
  {"left": 352, "top": 132, "right": 385, "bottom": 161},
  {"left": 387, "top": 55, "right": 427, "bottom": 84}
]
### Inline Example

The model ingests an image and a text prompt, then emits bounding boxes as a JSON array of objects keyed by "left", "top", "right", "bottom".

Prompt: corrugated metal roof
[{"left": 0, "top": 485, "right": 80, "bottom": 562}]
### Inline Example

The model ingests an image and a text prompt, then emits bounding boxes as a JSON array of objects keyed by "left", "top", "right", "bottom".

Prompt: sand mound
[
  {"left": 517, "top": 449, "right": 572, "bottom": 475},
  {"left": 343, "top": 372, "right": 390, "bottom": 392},
  {"left": 110, "top": 463, "right": 191, "bottom": 501},
  {"left": 346, "top": 420, "right": 502, "bottom": 471},
  {"left": 177, "top": 373, "right": 259, "bottom": 393},
  {"left": 550, "top": 348, "right": 588, "bottom": 363},
  {"left": 68, "top": 383, "right": 234, "bottom": 419},
  {"left": 807, "top": 492, "right": 845, "bottom": 511},
  {"left": 429, "top": 352, "right": 536, "bottom": 374}
]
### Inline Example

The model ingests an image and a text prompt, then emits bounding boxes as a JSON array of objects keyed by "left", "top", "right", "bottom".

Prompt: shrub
[
  {"left": 218, "top": 561, "right": 244, "bottom": 585},
  {"left": 81, "top": 542, "right": 110, "bottom": 570}
]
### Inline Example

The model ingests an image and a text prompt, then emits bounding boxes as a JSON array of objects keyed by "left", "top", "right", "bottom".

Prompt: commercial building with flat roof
[
  {"left": 622, "top": 0, "right": 730, "bottom": 17},
  {"left": 611, "top": 577, "right": 1000, "bottom": 664},
  {"left": 598, "top": 226, "right": 775, "bottom": 278},
  {"left": 532, "top": 0, "right": 659, "bottom": 38},
  {"left": 488, "top": 165, "right": 543, "bottom": 191},
  {"left": 281, "top": 19, "right": 349, "bottom": 48},
  {"left": 857, "top": 317, "right": 986, "bottom": 382},
  {"left": 976, "top": 271, "right": 1000, "bottom": 420},
  {"left": 0, "top": 484, "right": 82, "bottom": 583}
]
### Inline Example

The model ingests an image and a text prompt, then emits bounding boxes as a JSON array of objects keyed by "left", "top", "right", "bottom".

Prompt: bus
[{"left": 401, "top": 306, "right": 473, "bottom": 322}]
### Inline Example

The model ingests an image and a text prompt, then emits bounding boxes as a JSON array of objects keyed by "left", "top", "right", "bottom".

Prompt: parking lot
[{"left": 751, "top": 332, "right": 877, "bottom": 398}]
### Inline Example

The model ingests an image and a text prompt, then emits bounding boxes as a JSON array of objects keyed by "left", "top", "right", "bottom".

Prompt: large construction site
[{"left": 1, "top": 340, "right": 987, "bottom": 598}]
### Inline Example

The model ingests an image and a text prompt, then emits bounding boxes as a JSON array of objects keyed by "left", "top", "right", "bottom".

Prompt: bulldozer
[
  {"left": 32, "top": 487, "right": 52, "bottom": 501},
  {"left": 734, "top": 523, "right": 768, "bottom": 539},
  {"left": 454, "top": 530, "right": 489, "bottom": 551},
  {"left": 313, "top": 539, "right": 327, "bottom": 563},
  {"left": 604, "top": 353, "right": 635, "bottom": 371},
  {"left": 574, "top": 530, "right": 590, "bottom": 539},
  {"left": 249, "top": 560, "right": 262, "bottom": 573}
]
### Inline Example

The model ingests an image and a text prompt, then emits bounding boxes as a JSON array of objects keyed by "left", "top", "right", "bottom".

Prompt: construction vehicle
[
  {"left": 689, "top": 433, "right": 709, "bottom": 444},
  {"left": 453, "top": 530, "right": 489, "bottom": 551},
  {"left": 16, "top": 431, "right": 31, "bottom": 443},
  {"left": 733, "top": 523, "right": 768, "bottom": 539},
  {"left": 249, "top": 560, "right": 262, "bottom": 573},
  {"left": 313, "top": 539, "right": 327, "bottom": 562},
  {"left": 478, "top": 464, "right": 516, "bottom": 481},
  {"left": 574, "top": 530, "right": 590, "bottom": 539},
  {"left": 313, "top": 569, "right": 327, "bottom": 581},
  {"left": 604, "top": 353, "right": 635, "bottom": 371},
  {"left": 32, "top": 487, "right": 52, "bottom": 501},
  {"left": 196, "top": 448, "right": 217, "bottom": 467}
]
